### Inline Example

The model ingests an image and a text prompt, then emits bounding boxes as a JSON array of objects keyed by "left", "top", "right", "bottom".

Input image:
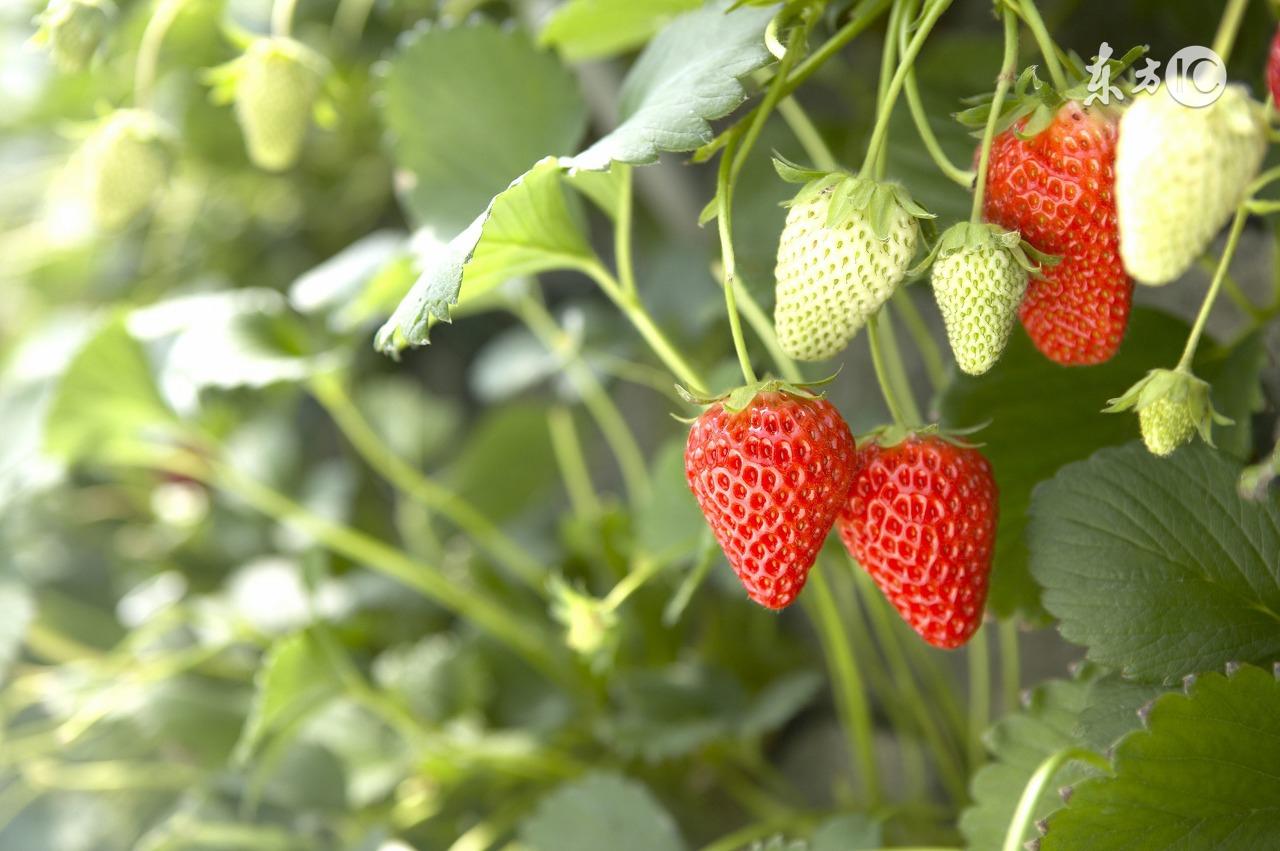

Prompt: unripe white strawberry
[
  {"left": 772, "top": 164, "right": 931, "bottom": 362},
  {"left": 79, "top": 109, "right": 171, "bottom": 230},
  {"left": 1105, "top": 367, "right": 1230, "bottom": 456},
  {"left": 1115, "top": 84, "right": 1266, "bottom": 285},
  {"left": 232, "top": 37, "right": 326, "bottom": 172},
  {"left": 31, "top": 0, "right": 115, "bottom": 73},
  {"left": 929, "top": 223, "right": 1035, "bottom": 376}
]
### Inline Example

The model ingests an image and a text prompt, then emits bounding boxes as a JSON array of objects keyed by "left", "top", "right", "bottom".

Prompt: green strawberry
[
  {"left": 221, "top": 37, "right": 327, "bottom": 172},
  {"left": 928, "top": 222, "right": 1041, "bottom": 376},
  {"left": 80, "top": 109, "right": 171, "bottom": 230},
  {"left": 1115, "top": 84, "right": 1266, "bottom": 285},
  {"left": 31, "top": 0, "right": 114, "bottom": 73},
  {"left": 1105, "top": 367, "right": 1230, "bottom": 456},
  {"left": 772, "top": 158, "right": 932, "bottom": 362}
]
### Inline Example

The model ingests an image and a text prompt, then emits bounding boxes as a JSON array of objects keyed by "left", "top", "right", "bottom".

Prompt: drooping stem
[
  {"left": 967, "top": 624, "right": 991, "bottom": 770},
  {"left": 1211, "top": 0, "right": 1251, "bottom": 65},
  {"left": 867, "top": 315, "right": 920, "bottom": 428},
  {"left": 806, "top": 564, "right": 882, "bottom": 806},
  {"left": 733, "top": 272, "right": 804, "bottom": 383},
  {"left": 717, "top": 137, "right": 759, "bottom": 385},
  {"left": 889, "top": 292, "right": 947, "bottom": 392},
  {"left": 776, "top": 96, "right": 837, "bottom": 171},
  {"left": 1015, "top": 0, "right": 1068, "bottom": 90},
  {"left": 271, "top": 0, "right": 300, "bottom": 37},
  {"left": 999, "top": 618, "right": 1021, "bottom": 714},
  {"left": 615, "top": 164, "right": 638, "bottom": 296},
  {"left": 1003, "top": 747, "right": 1111, "bottom": 851},
  {"left": 1176, "top": 205, "right": 1249, "bottom": 371},
  {"left": 971, "top": 5, "right": 1019, "bottom": 224},
  {"left": 547, "top": 406, "right": 600, "bottom": 518},
  {"left": 859, "top": 0, "right": 955, "bottom": 178},
  {"left": 899, "top": 0, "right": 974, "bottom": 187},
  {"left": 134, "top": 0, "right": 187, "bottom": 108},
  {"left": 872, "top": 0, "right": 908, "bottom": 178},
  {"left": 782, "top": 0, "right": 894, "bottom": 100},
  {"left": 730, "top": 13, "right": 812, "bottom": 186}
]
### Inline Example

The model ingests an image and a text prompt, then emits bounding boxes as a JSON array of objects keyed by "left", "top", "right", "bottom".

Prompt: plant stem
[
  {"left": 309, "top": 373, "right": 548, "bottom": 593},
  {"left": 1201, "top": 254, "right": 1266, "bottom": 321},
  {"left": 967, "top": 624, "right": 990, "bottom": 770},
  {"left": 271, "top": 0, "right": 300, "bottom": 37},
  {"left": 867, "top": 315, "right": 920, "bottom": 428},
  {"left": 783, "top": 0, "right": 895, "bottom": 99},
  {"left": 580, "top": 260, "right": 710, "bottom": 394},
  {"left": 1212, "top": 0, "right": 1251, "bottom": 65},
  {"left": 717, "top": 138, "right": 759, "bottom": 385},
  {"left": 890, "top": 292, "right": 947, "bottom": 392},
  {"left": 899, "top": 0, "right": 974, "bottom": 187},
  {"left": 514, "top": 294, "right": 651, "bottom": 505},
  {"left": 859, "top": 0, "right": 954, "bottom": 178},
  {"left": 730, "top": 13, "right": 811, "bottom": 186},
  {"left": 734, "top": 273, "right": 804, "bottom": 383},
  {"left": 872, "top": 0, "right": 907, "bottom": 179},
  {"left": 971, "top": 5, "right": 1019, "bottom": 224},
  {"left": 1002, "top": 747, "right": 1111, "bottom": 851},
  {"left": 999, "top": 618, "right": 1021, "bottom": 714},
  {"left": 601, "top": 554, "right": 666, "bottom": 612},
  {"left": 614, "top": 164, "right": 638, "bottom": 296},
  {"left": 547, "top": 407, "right": 600, "bottom": 518},
  {"left": 806, "top": 564, "right": 882, "bottom": 806},
  {"left": 332, "top": 0, "right": 376, "bottom": 43},
  {"left": 1177, "top": 205, "right": 1249, "bottom": 371},
  {"left": 1016, "top": 0, "right": 1067, "bottom": 90},
  {"left": 133, "top": 0, "right": 187, "bottom": 108},
  {"left": 776, "top": 96, "right": 837, "bottom": 171}
]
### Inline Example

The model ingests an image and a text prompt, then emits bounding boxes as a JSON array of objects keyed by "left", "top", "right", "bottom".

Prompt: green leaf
[
  {"left": 1042, "top": 665, "right": 1280, "bottom": 850},
  {"left": 44, "top": 318, "right": 179, "bottom": 465},
  {"left": 446, "top": 403, "right": 558, "bottom": 522},
  {"left": 522, "top": 772, "right": 686, "bottom": 851},
  {"left": 635, "top": 437, "right": 706, "bottom": 563},
  {"left": 235, "top": 631, "right": 341, "bottom": 763},
  {"left": 540, "top": 0, "right": 702, "bottom": 61},
  {"left": 809, "top": 813, "right": 882, "bottom": 851},
  {"left": 289, "top": 230, "right": 413, "bottom": 333},
  {"left": 564, "top": 0, "right": 777, "bottom": 170},
  {"left": 354, "top": 377, "right": 462, "bottom": 468},
  {"left": 374, "top": 157, "right": 594, "bottom": 355},
  {"left": 380, "top": 21, "right": 587, "bottom": 232},
  {"left": 960, "top": 676, "right": 1102, "bottom": 851},
  {"left": 938, "top": 309, "right": 1193, "bottom": 621},
  {"left": 1028, "top": 443, "right": 1280, "bottom": 683},
  {"left": 1076, "top": 673, "right": 1167, "bottom": 752}
]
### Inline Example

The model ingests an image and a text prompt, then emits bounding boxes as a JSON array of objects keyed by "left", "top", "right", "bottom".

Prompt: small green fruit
[
  {"left": 1105, "top": 367, "right": 1231, "bottom": 457},
  {"left": 32, "top": 0, "right": 115, "bottom": 73},
  {"left": 80, "top": 109, "right": 171, "bottom": 230},
  {"left": 233, "top": 37, "right": 327, "bottom": 172}
]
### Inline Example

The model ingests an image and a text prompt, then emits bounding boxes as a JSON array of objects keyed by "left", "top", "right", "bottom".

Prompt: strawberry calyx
[
  {"left": 910, "top": 221, "right": 1058, "bottom": 278},
  {"left": 772, "top": 154, "right": 935, "bottom": 240},
  {"left": 1103, "top": 367, "right": 1232, "bottom": 445},
  {"left": 857, "top": 421, "right": 987, "bottom": 451},
  {"left": 675, "top": 374, "right": 837, "bottom": 414}
]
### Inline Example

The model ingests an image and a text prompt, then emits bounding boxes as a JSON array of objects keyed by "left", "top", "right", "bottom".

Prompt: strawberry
[
  {"left": 79, "top": 109, "right": 172, "bottom": 230},
  {"left": 1105, "top": 367, "right": 1231, "bottom": 457},
  {"left": 981, "top": 102, "right": 1132, "bottom": 365},
  {"left": 927, "top": 223, "right": 1038, "bottom": 376},
  {"left": 684, "top": 384, "right": 857, "bottom": 609},
  {"left": 836, "top": 434, "right": 996, "bottom": 649},
  {"left": 1115, "top": 84, "right": 1266, "bottom": 285},
  {"left": 1268, "top": 25, "right": 1280, "bottom": 106},
  {"left": 772, "top": 159, "right": 932, "bottom": 362},
  {"left": 31, "top": 0, "right": 114, "bottom": 73}
]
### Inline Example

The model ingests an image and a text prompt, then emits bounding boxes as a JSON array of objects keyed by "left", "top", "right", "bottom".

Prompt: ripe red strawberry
[
  {"left": 685, "top": 388, "right": 856, "bottom": 609},
  {"left": 836, "top": 435, "right": 996, "bottom": 648},
  {"left": 1269, "top": 25, "right": 1280, "bottom": 104},
  {"left": 981, "top": 102, "right": 1132, "bottom": 365}
]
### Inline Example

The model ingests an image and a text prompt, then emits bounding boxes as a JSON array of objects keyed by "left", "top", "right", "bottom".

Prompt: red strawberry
[
  {"left": 685, "top": 388, "right": 856, "bottom": 609},
  {"left": 1269, "top": 25, "right": 1280, "bottom": 104},
  {"left": 981, "top": 101, "right": 1132, "bottom": 365},
  {"left": 836, "top": 435, "right": 996, "bottom": 648}
]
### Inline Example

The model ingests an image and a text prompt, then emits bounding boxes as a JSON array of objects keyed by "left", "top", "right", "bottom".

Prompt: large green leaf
[
  {"left": 1028, "top": 443, "right": 1280, "bottom": 683},
  {"left": 540, "top": 0, "right": 702, "bottom": 61},
  {"left": 1075, "top": 673, "right": 1167, "bottom": 752},
  {"left": 235, "top": 632, "right": 341, "bottom": 763},
  {"left": 44, "top": 318, "right": 179, "bottom": 465},
  {"left": 1042, "top": 665, "right": 1280, "bottom": 850},
  {"left": 565, "top": 0, "right": 777, "bottom": 170},
  {"left": 445, "top": 403, "right": 558, "bottom": 522},
  {"left": 374, "top": 157, "right": 594, "bottom": 355},
  {"left": 960, "top": 676, "right": 1102, "bottom": 851},
  {"left": 938, "top": 308, "right": 1260, "bottom": 621},
  {"left": 521, "top": 772, "right": 686, "bottom": 851},
  {"left": 380, "top": 21, "right": 586, "bottom": 232}
]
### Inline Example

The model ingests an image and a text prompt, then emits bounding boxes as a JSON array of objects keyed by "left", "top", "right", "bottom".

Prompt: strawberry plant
[{"left": 3, "top": 0, "right": 1280, "bottom": 849}]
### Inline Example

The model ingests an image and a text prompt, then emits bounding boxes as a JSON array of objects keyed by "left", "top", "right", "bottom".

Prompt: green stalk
[
  {"left": 515, "top": 294, "right": 651, "bottom": 505},
  {"left": 717, "top": 137, "right": 759, "bottom": 385},
  {"left": 889, "top": 292, "right": 947, "bottom": 392},
  {"left": 867, "top": 316, "right": 920, "bottom": 428},
  {"left": 580, "top": 260, "right": 710, "bottom": 394},
  {"left": 1015, "top": 0, "right": 1067, "bottom": 90},
  {"left": 614, "top": 164, "right": 638, "bottom": 296},
  {"left": 999, "top": 618, "right": 1021, "bottom": 714},
  {"left": 1176, "top": 206, "right": 1249, "bottom": 371},
  {"left": 1212, "top": 0, "right": 1251, "bottom": 65},
  {"left": 967, "top": 624, "right": 990, "bottom": 770},
  {"left": 782, "top": 0, "right": 895, "bottom": 100},
  {"left": 332, "top": 0, "right": 376, "bottom": 43},
  {"left": 730, "top": 14, "right": 812, "bottom": 186},
  {"left": 271, "top": 0, "right": 300, "bottom": 36},
  {"left": 971, "top": 6, "right": 1019, "bottom": 224},
  {"left": 735, "top": 277, "right": 803, "bottom": 383},
  {"left": 872, "top": 0, "right": 907, "bottom": 178},
  {"left": 1002, "top": 747, "right": 1110, "bottom": 851},
  {"left": 309, "top": 373, "right": 547, "bottom": 593},
  {"left": 776, "top": 96, "right": 837, "bottom": 171},
  {"left": 806, "top": 564, "right": 882, "bottom": 806},
  {"left": 547, "top": 406, "right": 600, "bottom": 518},
  {"left": 898, "top": 0, "right": 974, "bottom": 187},
  {"left": 134, "top": 0, "right": 188, "bottom": 107}
]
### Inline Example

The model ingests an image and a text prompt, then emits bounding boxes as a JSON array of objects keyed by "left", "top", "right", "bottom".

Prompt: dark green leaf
[
  {"left": 810, "top": 813, "right": 882, "bottom": 850},
  {"left": 522, "top": 772, "right": 686, "bottom": 851}
]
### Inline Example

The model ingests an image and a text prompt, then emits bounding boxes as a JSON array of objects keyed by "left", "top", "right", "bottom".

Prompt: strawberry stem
[
  {"left": 1177, "top": 204, "right": 1249, "bottom": 372},
  {"left": 969, "top": 5, "right": 1019, "bottom": 224},
  {"left": 1012, "top": 0, "right": 1068, "bottom": 91},
  {"left": 133, "top": 0, "right": 187, "bottom": 108},
  {"left": 1212, "top": 0, "right": 1251, "bottom": 66},
  {"left": 614, "top": 164, "right": 638, "bottom": 297},
  {"left": 1002, "top": 747, "right": 1112, "bottom": 851},
  {"left": 271, "top": 0, "right": 300, "bottom": 37},
  {"left": 717, "top": 137, "right": 758, "bottom": 385},
  {"left": 868, "top": 314, "right": 921, "bottom": 428}
]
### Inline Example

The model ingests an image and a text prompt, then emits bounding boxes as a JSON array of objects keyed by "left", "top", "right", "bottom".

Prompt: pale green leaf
[
  {"left": 1043, "top": 665, "right": 1280, "bottom": 850},
  {"left": 445, "top": 403, "right": 558, "bottom": 522},
  {"left": 809, "top": 813, "right": 882, "bottom": 851},
  {"left": 380, "top": 21, "right": 587, "bottom": 232},
  {"left": 521, "top": 772, "right": 686, "bottom": 851},
  {"left": 235, "top": 632, "right": 341, "bottom": 763},
  {"left": 539, "top": 0, "right": 702, "bottom": 61},
  {"left": 0, "top": 582, "right": 33, "bottom": 679},
  {"left": 1028, "top": 443, "right": 1280, "bottom": 683},
  {"left": 564, "top": 0, "right": 777, "bottom": 170},
  {"left": 289, "top": 230, "right": 412, "bottom": 333}
]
